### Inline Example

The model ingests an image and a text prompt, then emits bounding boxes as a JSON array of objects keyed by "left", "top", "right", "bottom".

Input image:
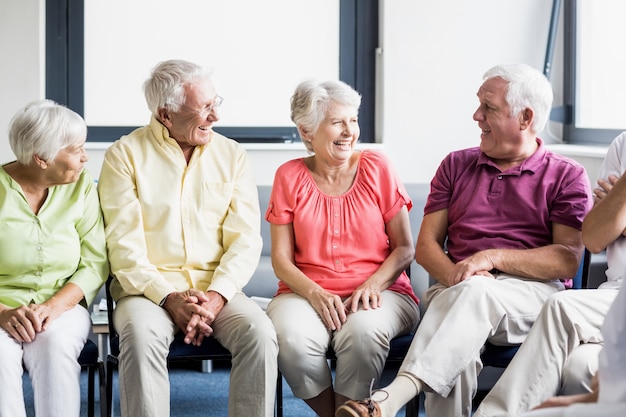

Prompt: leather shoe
[{"left": 336, "top": 399, "right": 381, "bottom": 417}]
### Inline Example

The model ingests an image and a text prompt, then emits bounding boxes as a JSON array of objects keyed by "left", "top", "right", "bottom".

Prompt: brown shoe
[{"left": 336, "top": 399, "right": 381, "bottom": 417}]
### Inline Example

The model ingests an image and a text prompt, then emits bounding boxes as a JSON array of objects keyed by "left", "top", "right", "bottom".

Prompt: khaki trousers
[
  {"left": 267, "top": 291, "right": 419, "bottom": 400},
  {"left": 398, "top": 275, "right": 564, "bottom": 417},
  {"left": 474, "top": 288, "right": 617, "bottom": 417},
  {"left": 114, "top": 293, "right": 278, "bottom": 417}
]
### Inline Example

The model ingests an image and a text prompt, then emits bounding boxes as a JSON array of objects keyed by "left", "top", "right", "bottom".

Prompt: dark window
[{"left": 46, "top": 0, "right": 379, "bottom": 143}]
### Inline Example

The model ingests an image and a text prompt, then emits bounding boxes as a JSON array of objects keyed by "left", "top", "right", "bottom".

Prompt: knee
[
  {"left": 560, "top": 343, "right": 600, "bottom": 395},
  {"left": 238, "top": 314, "right": 278, "bottom": 352}
]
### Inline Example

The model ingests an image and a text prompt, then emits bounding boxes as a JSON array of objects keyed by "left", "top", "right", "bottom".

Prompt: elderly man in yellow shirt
[{"left": 97, "top": 59, "right": 278, "bottom": 417}]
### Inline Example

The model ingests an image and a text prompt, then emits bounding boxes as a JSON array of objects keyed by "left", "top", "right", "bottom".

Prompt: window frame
[
  {"left": 561, "top": 0, "right": 623, "bottom": 145},
  {"left": 45, "top": 0, "right": 378, "bottom": 143}
]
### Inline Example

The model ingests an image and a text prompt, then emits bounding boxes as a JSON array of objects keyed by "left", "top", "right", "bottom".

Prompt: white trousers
[
  {"left": 0, "top": 305, "right": 91, "bottom": 417},
  {"left": 397, "top": 275, "right": 563, "bottom": 417},
  {"left": 474, "top": 288, "right": 617, "bottom": 417},
  {"left": 113, "top": 293, "right": 278, "bottom": 417},
  {"left": 267, "top": 291, "right": 419, "bottom": 400},
  {"left": 518, "top": 402, "right": 626, "bottom": 417}
]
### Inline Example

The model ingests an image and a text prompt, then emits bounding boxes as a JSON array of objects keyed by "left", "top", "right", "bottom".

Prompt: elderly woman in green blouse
[{"left": 0, "top": 100, "right": 108, "bottom": 417}]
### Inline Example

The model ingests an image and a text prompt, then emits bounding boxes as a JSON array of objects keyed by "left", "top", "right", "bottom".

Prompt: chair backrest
[
  {"left": 572, "top": 248, "right": 591, "bottom": 290},
  {"left": 104, "top": 276, "right": 116, "bottom": 352}
]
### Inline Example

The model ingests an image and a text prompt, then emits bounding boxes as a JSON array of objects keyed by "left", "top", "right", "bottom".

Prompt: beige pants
[
  {"left": 267, "top": 291, "right": 419, "bottom": 400},
  {"left": 474, "top": 288, "right": 617, "bottom": 417},
  {"left": 113, "top": 293, "right": 278, "bottom": 417},
  {"left": 398, "top": 275, "right": 564, "bottom": 417}
]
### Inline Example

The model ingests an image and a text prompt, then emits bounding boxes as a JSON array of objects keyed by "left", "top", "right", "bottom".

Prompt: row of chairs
[{"left": 81, "top": 251, "right": 590, "bottom": 417}]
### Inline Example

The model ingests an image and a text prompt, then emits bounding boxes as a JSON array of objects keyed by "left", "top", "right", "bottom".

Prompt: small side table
[{"left": 90, "top": 310, "right": 109, "bottom": 360}]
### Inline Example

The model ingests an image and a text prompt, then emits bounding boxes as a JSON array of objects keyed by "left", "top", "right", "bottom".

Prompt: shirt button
[
  {"left": 497, "top": 175, "right": 503, "bottom": 180},
  {"left": 335, "top": 260, "right": 340, "bottom": 264},
  {"left": 334, "top": 230, "right": 339, "bottom": 234}
]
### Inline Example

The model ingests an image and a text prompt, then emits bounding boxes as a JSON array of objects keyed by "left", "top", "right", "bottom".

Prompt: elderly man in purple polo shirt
[{"left": 336, "top": 63, "right": 593, "bottom": 417}]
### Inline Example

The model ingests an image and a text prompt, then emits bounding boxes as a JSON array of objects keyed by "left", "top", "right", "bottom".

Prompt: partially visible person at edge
[
  {"left": 518, "top": 278, "right": 626, "bottom": 417},
  {"left": 97, "top": 59, "right": 278, "bottom": 417},
  {"left": 265, "top": 79, "right": 419, "bottom": 417},
  {"left": 0, "top": 99, "right": 108, "bottom": 417},
  {"left": 474, "top": 131, "right": 626, "bottom": 417},
  {"left": 336, "top": 63, "right": 593, "bottom": 417}
]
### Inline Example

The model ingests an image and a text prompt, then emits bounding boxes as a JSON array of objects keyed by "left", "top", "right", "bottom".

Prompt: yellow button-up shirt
[
  {"left": 98, "top": 117, "right": 263, "bottom": 305},
  {"left": 0, "top": 167, "right": 108, "bottom": 308}
]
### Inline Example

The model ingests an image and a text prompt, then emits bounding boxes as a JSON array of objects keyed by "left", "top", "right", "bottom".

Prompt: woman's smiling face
[{"left": 309, "top": 101, "right": 360, "bottom": 161}]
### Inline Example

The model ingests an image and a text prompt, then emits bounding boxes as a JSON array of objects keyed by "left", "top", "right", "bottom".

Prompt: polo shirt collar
[{"left": 477, "top": 138, "right": 545, "bottom": 174}]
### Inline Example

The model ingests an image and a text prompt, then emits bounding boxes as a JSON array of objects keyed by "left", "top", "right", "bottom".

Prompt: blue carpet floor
[{"left": 23, "top": 360, "right": 425, "bottom": 416}]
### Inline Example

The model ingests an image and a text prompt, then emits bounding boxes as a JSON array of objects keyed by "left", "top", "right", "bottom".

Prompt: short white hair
[
  {"left": 483, "top": 64, "right": 554, "bottom": 133},
  {"left": 143, "top": 59, "right": 214, "bottom": 115},
  {"left": 9, "top": 99, "right": 87, "bottom": 165},
  {"left": 290, "top": 79, "right": 361, "bottom": 152}
]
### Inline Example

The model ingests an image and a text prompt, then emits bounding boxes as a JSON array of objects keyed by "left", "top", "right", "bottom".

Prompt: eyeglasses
[{"left": 181, "top": 95, "right": 223, "bottom": 118}]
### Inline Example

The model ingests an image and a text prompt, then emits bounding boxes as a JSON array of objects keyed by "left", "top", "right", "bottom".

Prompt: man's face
[
  {"left": 163, "top": 79, "right": 221, "bottom": 148},
  {"left": 473, "top": 77, "right": 527, "bottom": 160}
]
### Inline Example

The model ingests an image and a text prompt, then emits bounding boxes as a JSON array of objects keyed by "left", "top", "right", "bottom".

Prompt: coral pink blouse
[{"left": 265, "top": 150, "right": 418, "bottom": 303}]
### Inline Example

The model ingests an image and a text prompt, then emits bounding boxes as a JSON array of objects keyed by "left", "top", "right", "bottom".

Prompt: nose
[
  {"left": 473, "top": 107, "right": 484, "bottom": 122},
  {"left": 81, "top": 148, "right": 89, "bottom": 162},
  {"left": 207, "top": 107, "right": 220, "bottom": 122}
]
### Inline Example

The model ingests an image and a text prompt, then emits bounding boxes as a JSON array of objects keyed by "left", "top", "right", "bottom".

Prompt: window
[
  {"left": 46, "top": 0, "right": 378, "bottom": 143},
  {"left": 562, "top": 0, "right": 626, "bottom": 144}
]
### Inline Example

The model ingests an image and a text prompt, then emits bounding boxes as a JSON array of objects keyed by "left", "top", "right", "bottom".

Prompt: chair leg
[
  {"left": 98, "top": 362, "right": 107, "bottom": 417},
  {"left": 275, "top": 370, "right": 283, "bottom": 417},
  {"left": 106, "top": 362, "right": 115, "bottom": 417},
  {"left": 88, "top": 366, "right": 95, "bottom": 417}
]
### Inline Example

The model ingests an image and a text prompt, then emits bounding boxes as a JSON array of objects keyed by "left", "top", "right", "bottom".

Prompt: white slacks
[
  {"left": 397, "top": 275, "right": 563, "bottom": 417},
  {"left": 113, "top": 293, "right": 278, "bottom": 417},
  {"left": 518, "top": 402, "right": 626, "bottom": 417},
  {"left": 267, "top": 291, "right": 419, "bottom": 400},
  {"left": 474, "top": 288, "right": 617, "bottom": 417},
  {"left": 0, "top": 304, "right": 91, "bottom": 417}
]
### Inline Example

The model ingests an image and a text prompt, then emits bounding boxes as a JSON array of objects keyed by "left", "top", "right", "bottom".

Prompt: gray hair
[
  {"left": 483, "top": 64, "right": 553, "bottom": 133},
  {"left": 143, "top": 59, "right": 214, "bottom": 115},
  {"left": 8, "top": 99, "right": 87, "bottom": 165},
  {"left": 290, "top": 79, "right": 362, "bottom": 152}
]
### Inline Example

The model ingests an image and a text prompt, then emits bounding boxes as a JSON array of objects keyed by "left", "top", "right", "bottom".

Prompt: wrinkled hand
[
  {"left": 443, "top": 250, "right": 497, "bottom": 287},
  {"left": 184, "top": 291, "right": 225, "bottom": 346},
  {"left": 162, "top": 290, "right": 213, "bottom": 346},
  {"left": 0, "top": 304, "right": 47, "bottom": 343},
  {"left": 343, "top": 283, "right": 383, "bottom": 313},
  {"left": 593, "top": 174, "right": 619, "bottom": 204},
  {"left": 308, "top": 289, "right": 347, "bottom": 331}
]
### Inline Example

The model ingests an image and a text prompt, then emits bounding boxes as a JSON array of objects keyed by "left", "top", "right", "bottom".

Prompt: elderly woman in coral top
[{"left": 265, "top": 80, "right": 420, "bottom": 417}]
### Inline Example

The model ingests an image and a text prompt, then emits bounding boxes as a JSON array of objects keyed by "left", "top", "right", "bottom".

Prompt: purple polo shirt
[{"left": 424, "top": 139, "right": 592, "bottom": 280}]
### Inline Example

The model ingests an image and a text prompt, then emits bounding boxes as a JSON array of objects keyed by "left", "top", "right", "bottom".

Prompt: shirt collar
[{"left": 477, "top": 138, "right": 545, "bottom": 174}]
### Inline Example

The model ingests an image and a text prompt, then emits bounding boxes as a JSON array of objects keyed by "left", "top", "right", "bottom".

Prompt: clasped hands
[
  {"left": 162, "top": 289, "right": 225, "bottom": 346},
  {"left": 0, "top": 303, "right": 60, "bottom": 343}
]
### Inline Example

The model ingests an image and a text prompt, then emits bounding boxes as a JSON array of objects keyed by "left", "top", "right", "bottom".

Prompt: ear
[
  {"left": 519, "top": 108, "right": 534, "bottom": 131},
  {"left": 157, "top": 107, "right": 173, "bottom": 128},
  {"left": 298, "top": 125, "right": 312, "bottom": 142},
  {"left": 33, "top": 155, "right": 48, "bottom": 169}
]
